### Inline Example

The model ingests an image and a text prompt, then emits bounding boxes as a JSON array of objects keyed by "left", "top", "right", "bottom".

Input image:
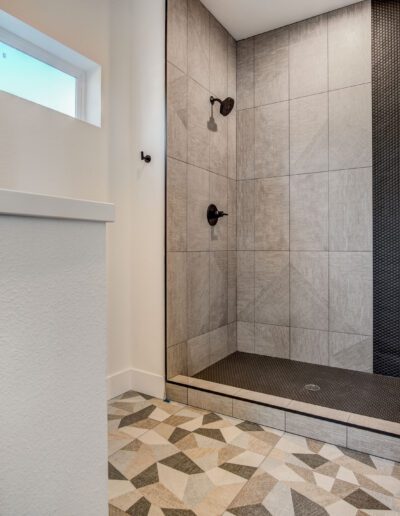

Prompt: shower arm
[{"left": 210, "top": 96, "right": 221, "bottom": 106}]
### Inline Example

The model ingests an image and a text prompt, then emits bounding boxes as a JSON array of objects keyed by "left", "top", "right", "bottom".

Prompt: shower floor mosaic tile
[{"left": 108, "top": 391, "right": 400, "bottom": 515}]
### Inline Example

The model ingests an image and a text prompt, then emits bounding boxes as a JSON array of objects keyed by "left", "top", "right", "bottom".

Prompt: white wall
[
  {"left": 0, "top": 214, "right": 108, "bottom": 516},
  {"left": 0, "top": 0, "right": 110, "bottom": 200},
  {"left": 0, "top": 0, "right": 167, "bottom": 399},
  {"left": 108, "top": 0, "right": 166, "bottom": 398}
]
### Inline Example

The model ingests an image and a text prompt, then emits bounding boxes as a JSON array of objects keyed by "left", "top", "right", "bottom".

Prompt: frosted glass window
[{"left": 0, "top": 41, "right": 77, "bottom": 117}]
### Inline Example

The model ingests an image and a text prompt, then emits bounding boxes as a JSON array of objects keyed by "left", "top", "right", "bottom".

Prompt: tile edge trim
[{"left": 166, "top": 379, "right": 400, "bottom": 439}]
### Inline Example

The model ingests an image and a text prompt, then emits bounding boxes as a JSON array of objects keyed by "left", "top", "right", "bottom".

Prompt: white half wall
[{"left": 0, "top": 211, "right": 109, "bottom": 515}]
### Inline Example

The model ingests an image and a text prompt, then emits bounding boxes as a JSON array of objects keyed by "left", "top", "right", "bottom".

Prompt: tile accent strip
[{"left": 372, "top": 0, "right": 400, "bottom": 377}]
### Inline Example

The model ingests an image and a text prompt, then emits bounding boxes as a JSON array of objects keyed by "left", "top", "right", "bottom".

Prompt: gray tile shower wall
[
  {"left": 167, "top": 0, "right": 372, "bottom": 378},
  {"left": 236, "top": 0, "right": 373, "bottom": 371},
  {"left": 166, "top": 0, "right": 237, "bottom": 378}
]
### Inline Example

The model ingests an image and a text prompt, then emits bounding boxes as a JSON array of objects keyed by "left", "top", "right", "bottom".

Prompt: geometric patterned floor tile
[{"left": 108, "top": 392, "right": 400, "bottom": 516}]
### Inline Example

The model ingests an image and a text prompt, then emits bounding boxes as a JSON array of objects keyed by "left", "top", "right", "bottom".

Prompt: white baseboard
[
  {"left": 107, "top": 369, "right": 132, "bottom": 400},
  {"left": 107, "top": 368, "right": 165, "bottom": 400}
]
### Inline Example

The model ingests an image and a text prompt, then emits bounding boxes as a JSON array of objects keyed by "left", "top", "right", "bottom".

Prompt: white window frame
[{"left": 0, "top": 9, "right": 101, "bottom": 127}]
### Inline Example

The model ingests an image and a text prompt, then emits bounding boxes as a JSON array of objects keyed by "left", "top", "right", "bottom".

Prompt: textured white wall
[{"left": 0, "top": 216, "right": 108, "bottom": 515}]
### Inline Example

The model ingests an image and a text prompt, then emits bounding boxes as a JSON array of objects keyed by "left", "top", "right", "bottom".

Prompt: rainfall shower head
[{"left": 210, "top": 96, "right": 235, "bottom": 116}]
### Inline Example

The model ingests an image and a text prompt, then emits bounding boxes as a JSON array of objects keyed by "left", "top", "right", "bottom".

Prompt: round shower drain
[{"left": 305, "top": 384, "right": 321, "bottom": 392}]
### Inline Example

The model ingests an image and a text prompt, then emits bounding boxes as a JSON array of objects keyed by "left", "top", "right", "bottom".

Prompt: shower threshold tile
[
  {"left": 288, "top": 400, "right": 350, "bottom": 423},
  {"left": 235, "top": 388, "right": 291, "bottom": 409},
  {"left": 170, "top": 375, "right": 241, "bottom": 397},
  {"left": 348, "top": 414, "right": 400, "bottom": 436}
]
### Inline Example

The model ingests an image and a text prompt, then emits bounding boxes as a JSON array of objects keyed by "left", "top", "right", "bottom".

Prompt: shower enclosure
[{"left": 165, "top": 0, "right": 400, "bottom": 457}]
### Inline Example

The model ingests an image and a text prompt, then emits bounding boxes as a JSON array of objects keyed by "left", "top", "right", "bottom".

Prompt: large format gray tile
[
  {"left": 187, "top": 164, "right": 209, "bottom": 251},
  {"left": 289, "top": 14, "right": 328, "bottom": 99},
  {"left": 167, "top": 341, "right": 188, "bottom": 378},
  {"left": 210, "top": 173, "right": 228, "bottom": 251},
  {"left": 227, "top": 179, "right": 237, "bottom": 250},
  {"left": 328, "top": 0, "right": 371, "bottom": 90},
  {"left": 237, "top": 38, "right": 254, "bottom": 111},
  {"left": 255, "top": 177, "right": 289, "bottom": 250},
  {"left": 255, "top": 102, "right": 289, "bottom": 178},
  {"left": 187, "top": 333, "right": 210, "bottom": 376},
  {"left": 167, "top": 252, "right": 187, "bottom": 348},
  {"left": 188, "top": 388, "right": 233, "bottom": 416},
  {"left": 290, "top": 252, "right": 328, "bottom": 331},
  {"left": 167, "top": 158, "right": 187, "bottom": 252},
  {"left": 290, "top": 93, "right": 328, "bottom": 175},
  {"left": 167, "top": 0, "right": 188, "bottom": 73},
  {"left": 228, "top": 251, "right": 237, "bottom": 324},
  {"left": 233, "top": 399, "right": 285, "bottom": 431},
  {"left": 210, "top": 251, "right": 228, "bottom": 330},
  {"left": 329, "top": 252, "right": 372, "bottom": 335},
  {"left": 237, "top": 251, "right": 254, "bottom": 322},
  {"left": 254, "top": 28, "right": 289, "bottom": 106},
  {"left": 210, "top": 324, "right": 229, "bottom": 364},
  {"left": 227, "top": 35, "right": 237, "bottom": 104},
  {"left": 167, "top": 63, "right": 188, "bottom": 162},
  {"left": 187, "top": 78, "right": 210, "bottom": 170},
  {"left": 255, "top": 323, "right": 290, "bottom": 358},
  {"left": 329, "top": 332, "right": 373, "bottom": 373},
  {"left": 329, "top": 83, "right": 372, "bottom": 171},
  {"left": 290, "top": 172, "right": 329, "bottom": 251},
  {"left": 237, "top": 180, "right": 255, "bottom": 250},
  {"left": 188, "top": 0, "right": 209, "bottom": 89},
  {"left": 187, "top": 251, "right": 210, "bottom": 339},
  {"left": 285, "top": 412, "right": 347, "bottom": 447},
  {"left": 210, "top": 110, "right": 228, "bottom": 177},
  {"left": 290, "top": 327, "right": 329, "bottom": 365},
  {"left": 227, "top": 112, "right": 237, "bottom": 180},
  {"left": 237, "top": 109, "right": 255, "bottom": 180},
  {"left": 347, "top": 427, "right": 400, "bottom": 462},
  {"left": 237, "top": 321, "right": 255, "bottom": 353},
  {"left": 329, "top": 168, "right": 372, "bottom": 251},
  {"left": 210, "top": 16, "right": 228, "bottom": 100},
  {"left": 255, "top": 251, "right": 290, "bottom": 326}
]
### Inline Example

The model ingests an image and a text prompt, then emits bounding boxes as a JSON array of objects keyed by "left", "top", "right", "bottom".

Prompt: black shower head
[{"left": 210, "top": 96, "right": 235, "bottom": 116}]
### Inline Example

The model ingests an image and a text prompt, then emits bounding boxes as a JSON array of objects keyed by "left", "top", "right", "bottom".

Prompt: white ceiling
[{"left": 200, "top": 0, "right": 362, "bottom": 40}]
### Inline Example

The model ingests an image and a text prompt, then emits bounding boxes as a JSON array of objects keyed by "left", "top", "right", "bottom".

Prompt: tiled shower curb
[{"left": 166, "top": 377, "right": 400, "bottom": 462}]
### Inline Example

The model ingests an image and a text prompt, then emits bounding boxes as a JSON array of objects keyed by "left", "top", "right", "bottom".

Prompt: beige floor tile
[{"left": 108, "top": 390, "right": 400, "bottom": 515}]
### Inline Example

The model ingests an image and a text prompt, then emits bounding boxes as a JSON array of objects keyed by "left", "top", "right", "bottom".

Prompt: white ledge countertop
[{"left": 0, "top": 189, "right": 115, "bottom": 223}]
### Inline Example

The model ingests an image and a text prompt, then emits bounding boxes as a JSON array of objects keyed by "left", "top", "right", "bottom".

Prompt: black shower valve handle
[{"left": 207, "top": 204, "right": 228, "bottom": 226}]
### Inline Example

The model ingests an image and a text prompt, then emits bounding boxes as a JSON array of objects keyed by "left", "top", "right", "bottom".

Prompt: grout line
[
  {"left": 207, "top": 8, "right": 212, "bottom": 372},
  {"left": 288, "top": 26, "right": 292, "bottom": 360},
  {"left": 183, "top": 0, "right": 189, "bottom": 379},
  {"left": 236, "top": 249, "right": 372, "bottom": 253},
  {"left": 327, "top": 10, "right": 331, "bottom": 358},
  {"left": 234, "top": 79, "right": 372, "bottom": 113},
  {"left": 171, "top": 159, "right": 373, "bottom": 179},
  {"left": 252, "top": 36, "right": 256, "bottom": 354}
]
